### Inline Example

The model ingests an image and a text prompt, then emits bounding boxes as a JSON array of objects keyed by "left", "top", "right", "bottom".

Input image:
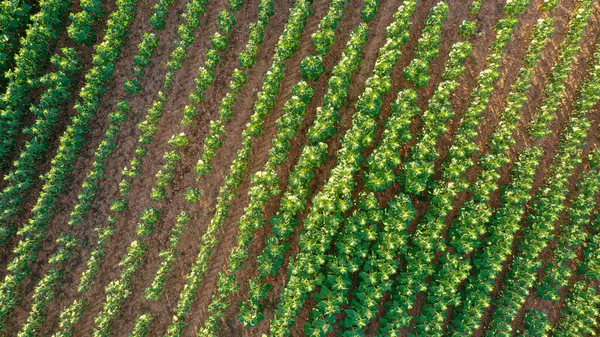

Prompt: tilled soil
[{"left": 2, "top": 0, "right": 600, "bottom": 336}]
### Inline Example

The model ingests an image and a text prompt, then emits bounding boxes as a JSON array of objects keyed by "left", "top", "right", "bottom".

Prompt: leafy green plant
[
  {"left": 361, "top": 0, "right": 379, "bottom": 22},
  {"left": 402, "top": 2, "right": 449, "bottom": 88},
  {"left": 459, "top": 19, "right": 477, "bottom": 38},
  {"left": 128, "top": 313, "right": 153, "bottom": 337},
  {"left": 137, "top": 208, "right": 159, "bottom": 236},
  {"left": 168, "top": 133, "right": 189, "bottom": 147},
  {"left": 68, "top": 0, "right": 103, "bottom": 44},
  {"left": 183, "top": 187, "right": 201, "bottom": 203},
  {"left": 300, "top": 55, "right": 325, "bottom": 81}
]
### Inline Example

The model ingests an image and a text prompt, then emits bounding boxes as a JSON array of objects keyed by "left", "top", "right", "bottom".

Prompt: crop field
[{"left": 1, "top": 0, "right": 600, "bottom": 336}]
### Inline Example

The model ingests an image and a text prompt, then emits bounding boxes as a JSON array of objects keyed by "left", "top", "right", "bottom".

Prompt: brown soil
[{"left": 3, "top": 0, "right": 600, "bottom": 336}]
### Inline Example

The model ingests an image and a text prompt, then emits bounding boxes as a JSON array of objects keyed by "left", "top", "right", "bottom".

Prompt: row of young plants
[
  {"left": 305, "top": 87, "right": 433, "bottom": 335},
  {"left": 68, "top": 0, "right": 104, "bottom": 45},
  {"left": 552, "top": 281, "right": 600, "bottom": 336},
  {"left": 311, "top": 0, "right": 348, "bottom": 56},
  {"left": 191, "top": 0, "right": 276, "bottom": 177},
  {"left": 477, "top": 129, "right": 589, "bottom": 337},
  {"left": 305, "top": 191, "right": 385, "bottom": 336},
  {"left": 91, "top": 0, "right": 248, "bottom": 334},
  {"left": 340, "top": 15, "right": 479, "bottom": 336},
  {"left": 297, "top": 0, "right": 348, "bottom": 83},
  {"left": 51, "top": 299, "right": 86, "bottom": 337},
  {"left": 401, "top": 36, "right": 472, "bottom": 194},
  {"left": 0, "top": 0, "right": 33, "bottom": 82},
  {"left": 85, "top": 0, "right": 278, "bottom": 331},
  {"left": 71, "top": 0, "right": 296, "bottom": 334},
  {"left": 547, "top": 207, "right": 600, "bottom": 336},
  {"left": 147, "top": 9, "right": 244, "bottom": 201},
  {"left": 236, "top": 0, "right": 274, "bottom": 69},
  {"left": 520, "top": 152, "right": 600, "bottom": 336},
  {"left": 446, "top": 146, "right": 539, "bottom": 336},
  {"left": 0, "top": 0, "right": 148, "bottom": 245},
  {"left": 0, "top": 0, "right": 70, "bottom": 176},
  {"left": 519, "top": 309, "right": 551, "bottom": 337},
  {"left": 329, "top": 91, "right": 419, "bottom": 337},
  {"left": 305, "top": 0, "right": 410, "bottom": 146},
  {"left": 237, "top": 4, "right": 374, "bottom": 329},
  {"left": 162, "top": 2, "right": 313, "bottom": 336},
  {"left": 15, "top": 234, "right": 76, "bottom": 337},
  {"left": 447, "top": 15, "right": 556, "bottom": 255},
  {"left": 239, "top": 0, "right": 416, "bottom": 329},
  {"left": 374, "top": 0, "right": 532, "bottom": 334},
  {"left": 0, "top": 0, "right": 166, "bottom": 243},
  {"left": 144, "top": 211, "right": 189, "bottom": 299},
  {"left": 366, "top": 11, "right": 471, "bottom": 194},
  {"left": 0, "top": 0, "right": 177, "bottom": 329},
  {"left": 458, "top": 10, "right": 600, "bottom": 336},
  {"left": 264, "top": 1, "right": 421, "bottom": 335},
  {"left": 72, "top": 0, "right": 210, "bottom": 297},
  {"left": 0, "top": 47, "right": 79, "bottom": 242},
  {"left": 179, "top": 5, "right": 240, "bottom": 127},
  {"left": 14, "top": 103, "right": 126, "bottom": 336},
  {"left": 128, "top": 313, "right": 153, "bottom": 337},
  {"left": 410, "top": 0, "right": 529, "bottom": 198},
  {"left": 149, "top": 0, "right": 174, "bottom": 30},
  {"left": 201, "top": 2, "right": 368, "bottom": 332},
  {"left": 402, "top": 2, "right": 448, "bottom": 88},
  {"left": 6, "top": 0, "right": 178, "bottom": 333},
  {"left": 448, "top": 1, "right": 596, "bottom": 335},
  {"left": 337, "top": 194, "right": 414, "bottom": 336},
  {"left": 363, "top": 89, "right": 419, "bottom": 192},
  {"left": 92, "top": 240, "right": 146, "bottom": 337},
  {"left": 142, "top": 0, "right": 276, "bottom": 304},
  {"left": 0, "top": 0, "right": 140, "bottom": 331},
  {"left": 331, "top": 8, "right": 472, "bottom": 337},
  {"left": 366, "top": 19, "right": 472, "bottom": 179},
  {"left": 1, "top": 6, "right": 96, "bottom": 194},
  {"left": 116, "top": 0, "right": 276, "bottom": 321},
  {"left": 431, "top": 149, "right": 540, "bottom": 334},
  {"left": 529, "top": 1, "right": 595, "bottom": 139},
  {"left": 360, "top": 0, "right": 379, "bottom": 22},
  {"left": 462, "top": 55, "right": 600, "bottom": 337},
  {"left": 192, "top": 0, "right": 301, "bottom": 180},
  {"left": 201, "top": 79, "right": 315, "bottom": 336},
  {"left": 46, "top": 0, "right": 210, "bottom": 335},
  {"left": 410, "top": 11, "right": 556, "bottom": 336},
  {"left": 484, "top": 139, "right": 591, "bottom": 336},
  {"left": 16, "top": 103, "right": 136, "bottom": 334},
  {"left": 148, "top": 6, "right": 239, "bottom": 201},
  {"left": 535, "top": 152, "right": 600, "bottom": 302},
  {"left": 582, "top": 212, "right": 600, "bottom": 280},
  {"left": 125, "top": 32, "right": 159, "bottom": 95}
]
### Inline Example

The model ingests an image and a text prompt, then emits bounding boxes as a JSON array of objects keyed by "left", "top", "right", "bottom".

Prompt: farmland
[{"left": 1, "top": 0, "right": 600, "bottom": 336}]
